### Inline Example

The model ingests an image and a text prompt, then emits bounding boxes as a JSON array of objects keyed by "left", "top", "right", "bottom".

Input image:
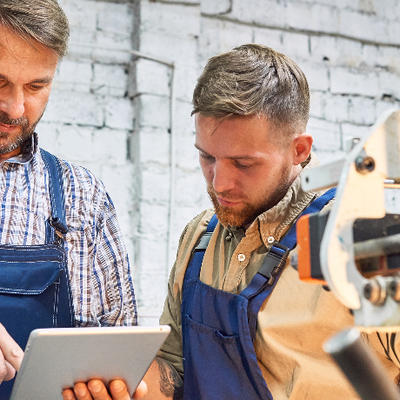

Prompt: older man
[{"left": 0, "top": 0, "right": 137, "bottom": 397}]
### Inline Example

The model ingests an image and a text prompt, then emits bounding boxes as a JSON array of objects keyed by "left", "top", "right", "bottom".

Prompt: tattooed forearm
[{"left": 156, "top": 357, "right": 183, "bottom": 399}]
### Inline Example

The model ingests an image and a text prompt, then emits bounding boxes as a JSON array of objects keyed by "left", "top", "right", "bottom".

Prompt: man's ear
[{"left": 292, "top": 134, "right": 313, "bottom": 165}]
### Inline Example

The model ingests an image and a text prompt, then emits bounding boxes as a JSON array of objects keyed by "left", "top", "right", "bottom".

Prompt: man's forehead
[{"left": 0, "top": 24, "right": 58, "bottom": 63}]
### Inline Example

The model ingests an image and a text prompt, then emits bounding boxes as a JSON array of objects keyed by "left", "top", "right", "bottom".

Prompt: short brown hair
[
  {"left": 0, "top": 0, "right": 69, "bottom": 58},
  {"left": 192, "top": 44, "right": 310, "bottom": 134}
]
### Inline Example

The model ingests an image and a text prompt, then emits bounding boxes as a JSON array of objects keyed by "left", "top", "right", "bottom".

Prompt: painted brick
[
  {"left": 55, "top": 59, "right": 92, "bottom": 93},
  {"left": 300, "top": 62, "right": 330, "bottom": 92},
  {"left": 376, "top": 0, "right": 400, "bottom": 21},
  {"left": 380, "top": 47, "right": 400, "bottom": 76},
  {"left": 92, "top": 32, "right": 133, "bottom": 64},
  {"left": 140, "top": 30, "right": 198, "bottom": 68},
  {"left": 378, "top": 71, "right": 400, "bottom": 100},
  {"left": 314, "top": 149, "right": 345, "bottom": 164},
  {"left": 347, "top": 96, "right": 376, "bottom": 125},
  {"left": 96, "top": 2, "right": 134, "bottom": 35},
  {"left": 139, "top": 203, "right": 169, "bottom": 235},
  {"left": 175, "top": 131, "right": 198, "bottom": 171},
  {"left": 339, "top": 9, "right": 398, "bottom": 45},
  {"left": 36, "top": 122, "right": 60, "bottom": 154},
  {"left": 101, "top": 163, "right": 135, "bottom": 216},
  {"left": 310, "top": 36, "right": 363, "bottom": 68},
  {"left": 330, "top": 67, "right": 379, "bottom": 97},
  {"left": 286, "top": 3, "right": 340, "bottom": 33},
  {"left": 201, "top": 0, "right": 231, "bottom": 14},
  {"left": 92, "top": 64, "right": 129, "bottom": 97},
  {"left": 173, "top": 64, "right": 200, "bottom": 102},
  {"left": 135, "top": 94, "right": 170, "bottom": 129},
  {"left": 199, "top": 17, "right": 254, "bottom": 62},
  {"left": 308, "top": 117, "right": 342, "bottom": 152},
  {"left": 133, "top": 59, "right": 170, "bottom": 97},
  {"left": 252, "top": 27, "right": 283, "bottom": 52},
  {"left": 140, "top": 167, "right": 171, "bottom": 204},
  {"left": 229, "top": 0, "right": 285, "bottom": 29},
  {"left": 141, "top": 0, "right": 200, "bottom": 37},
  {"left": 104, "top": 97, "right": 134, "bottom": 130},
  {"left": 43, "top": 90, "right": 104, "bottom": 126},
  {"left": 322, "top": 94, "right": 349, "bottom": 123},
  {"left": 155, "top": 0, "right": 199, "bottom": 3},
  {"left": 340, "top": 122, "right": 371, "bottom": 140},
  {"left": 135, "top": 237, "right": 169, "bottom": 273},
  {"left": 137, "top": 128, "right": 170, "bottom": 166},
  {"left": 174, "top": 100, "right": 195, "bottom": 137},
  {"left": 281, "top": 32, "right": 310, "bottom": 61},
  {"left": 91, "top": 128, "right": 129, "bottom": 165},
  {"left": 309, "top": 91, "right": 325, "bottom": 120},
  {"left": 376, "top": 99, "right": 400, "bottom": 120},
  {"left": 60, "top": 0, "right": 97, "bottom": 31},
  {"left": 175, "top": 169, "right": 208, "bottom": 205},
  {"left": 53, "top": 125, "right": 95, "bottom": 162}
]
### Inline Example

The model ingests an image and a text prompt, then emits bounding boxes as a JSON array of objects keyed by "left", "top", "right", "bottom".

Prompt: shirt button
[
  {"left": 237, "top": 253, "right": 246, "bottom": 262},
  {"left": 267, "top": 236, "right": 275, "bottom": 244}
]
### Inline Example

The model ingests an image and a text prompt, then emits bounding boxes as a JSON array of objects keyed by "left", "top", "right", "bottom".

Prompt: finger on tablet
[
  {"left": 87, "top": 379, "right": 111, "bottom": 400},
  {"left": 109, "top": 379, "right": 130, "bottom": 400},
  {"left": 133, "top": 381, "right": 148, "bottom": 399},
  {"left": 0, "top": 358, "right": 16, "bottom": 382},
  {"left": 73, "top": 382, "right": 94, "bottom": 400},
  {"left": 62, "top": 387, "right": 77, "bottom": 400},
  {"left": 0, "top": 323, "right": 24, "bottom": 371}
]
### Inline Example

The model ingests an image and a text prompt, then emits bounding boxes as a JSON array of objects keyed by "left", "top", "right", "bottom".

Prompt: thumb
[{"left": 133, "top": 380, "right": 148, "bottom": 399}]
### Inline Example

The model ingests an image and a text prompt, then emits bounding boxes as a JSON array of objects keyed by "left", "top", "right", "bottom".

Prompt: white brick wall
[{"left": 37, "top": 0, "right": 400, "bottom": 324}]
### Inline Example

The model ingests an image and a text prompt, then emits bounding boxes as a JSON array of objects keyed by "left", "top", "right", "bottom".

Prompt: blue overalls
[
  {"left": 181, "top": 189, "right": 336, "bottom": 399},
  {"left": 0, "top": 149, "right": 74, "bottom": 399}
]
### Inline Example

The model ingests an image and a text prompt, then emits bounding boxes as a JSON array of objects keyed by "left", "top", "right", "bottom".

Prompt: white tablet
[{"left": 10, "top": 325, "right": 171, "bottom": 400}]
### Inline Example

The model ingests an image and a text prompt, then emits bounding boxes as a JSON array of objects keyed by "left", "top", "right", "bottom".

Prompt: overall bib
[
  {"left": 0, "top": 149, "right": 74, "bottom": 399},
  {"left": 182, "top": 189, "right": 335, "bottom": 400}
]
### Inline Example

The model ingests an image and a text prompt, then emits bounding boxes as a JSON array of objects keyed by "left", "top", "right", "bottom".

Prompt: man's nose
[
  {"left": 0, "top": 87, "right": 25, "bottom": 120},
  {"left": 212, "top": 161, "right": 235, "bottom": 194}
]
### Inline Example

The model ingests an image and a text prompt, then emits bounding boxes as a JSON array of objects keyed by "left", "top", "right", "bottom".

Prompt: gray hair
[
  {"left": 0, "top": 0, "right": 69, "bottom": 58},
  {"left": 192, "top": 43, "right": 310, "bottom": 134}
]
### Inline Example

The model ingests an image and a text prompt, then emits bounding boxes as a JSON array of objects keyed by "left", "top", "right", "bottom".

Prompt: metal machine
[{"left": 296, "top": 109, "right": 400, "bottom": 399}]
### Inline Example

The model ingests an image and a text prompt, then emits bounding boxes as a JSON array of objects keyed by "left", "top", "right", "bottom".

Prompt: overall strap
[
  {"left": 242, "top": 188, "right": 336, "bottom": 339},
  {"left": 40, "top": 149, "right": 68, "bottom": 240},
  {"left": 183, "top": 214, "right": 218, "bottom": 283},
  {"left": 242, "top": 187, "right": 337, "bottom": 299}
]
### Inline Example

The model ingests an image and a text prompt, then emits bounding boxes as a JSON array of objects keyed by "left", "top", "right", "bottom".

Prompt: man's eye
[
  {"left": 200, "top": 153, "right": 215, "bottom": 162},
  {"left": 235, "top": 161, "right": 252, "bottom": 169},
  {"left": 29, "top": 84, "right": 45, "bottom": 91}
]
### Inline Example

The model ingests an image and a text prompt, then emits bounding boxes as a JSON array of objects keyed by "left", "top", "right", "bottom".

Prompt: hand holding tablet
[{"left": 10, "top": 325, "right": 170, "bottom": 400}]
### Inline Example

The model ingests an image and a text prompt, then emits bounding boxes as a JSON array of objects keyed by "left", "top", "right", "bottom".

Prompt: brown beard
[
  {"left": 207, "top": 166, "right": 294, "bottom": 227},
  {"left": 207, "top": 187, "right": 261, "bottom": 227}
]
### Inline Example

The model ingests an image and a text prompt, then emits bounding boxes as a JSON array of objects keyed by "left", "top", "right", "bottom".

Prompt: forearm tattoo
[{"left": 156, "top": 357, "right": 183, "bottom": 399}]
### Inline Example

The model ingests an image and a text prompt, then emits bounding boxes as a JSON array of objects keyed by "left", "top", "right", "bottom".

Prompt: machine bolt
[
  {"left": 363, "top": 278, "right": 386, "bottom": 305},
  {"left": 355, "top": 156, "right": 375, "bottom": 174},
  {"left": 388, "top": 278, "right": 400, "bottom": 302}
]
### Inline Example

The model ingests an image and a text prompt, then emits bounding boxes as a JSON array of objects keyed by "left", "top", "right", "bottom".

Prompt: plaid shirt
[{"left": 0, "top": 135, "right": 137, "bottom": 326}]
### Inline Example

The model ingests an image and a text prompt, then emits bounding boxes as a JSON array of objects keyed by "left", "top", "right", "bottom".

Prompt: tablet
[{"left": 10, "top": 325, "right": 171, "bottom": 400}]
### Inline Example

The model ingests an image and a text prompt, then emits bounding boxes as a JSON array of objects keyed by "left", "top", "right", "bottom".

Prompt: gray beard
[
  {"left": 0, "top": 110, "right": 42, "bottom": 155},
  {"left": 0, "top": 129, "right": 34, "bottom": 155}
]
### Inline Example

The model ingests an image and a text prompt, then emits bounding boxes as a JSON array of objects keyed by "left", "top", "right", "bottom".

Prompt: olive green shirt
[{"left": 159, "top": 175, "right": 399, "bottom": 399}]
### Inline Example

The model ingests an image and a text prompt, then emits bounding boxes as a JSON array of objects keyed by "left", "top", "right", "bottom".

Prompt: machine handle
[{"left": 324, "top": 328, "right": 400, "bottom": 400}]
